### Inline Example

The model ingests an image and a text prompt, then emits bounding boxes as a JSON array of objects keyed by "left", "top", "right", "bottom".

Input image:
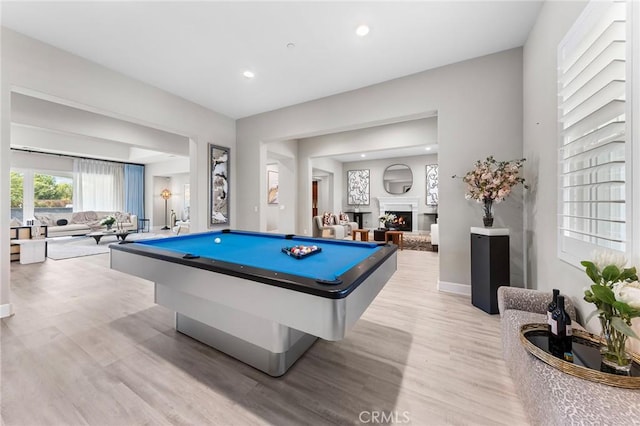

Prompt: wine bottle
[
  {"left": 549, "top": 295, "right": 573, "bottom": 362},
  {"left": 547, "top": 289, "right": 560, "bottom": 328}
]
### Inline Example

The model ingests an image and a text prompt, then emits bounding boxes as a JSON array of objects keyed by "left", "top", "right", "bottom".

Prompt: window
[
  {"left": 33, "top": 173, "right": 73, "bottom": 215},
  {"left": 557, "top": 0, "right": 632, "bottom": 265},
  {"left": 10, "top": 171, "right": 23, "bottom": 221}
]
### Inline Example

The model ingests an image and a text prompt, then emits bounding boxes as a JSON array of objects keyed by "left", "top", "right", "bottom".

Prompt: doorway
[{"left": 312, "top": 181, "right": 318, "bottom": 217}]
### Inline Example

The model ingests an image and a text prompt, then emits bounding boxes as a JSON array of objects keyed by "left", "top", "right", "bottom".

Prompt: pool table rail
[{"left": 111, "top": 237, "right": 397, "bottom": 299}]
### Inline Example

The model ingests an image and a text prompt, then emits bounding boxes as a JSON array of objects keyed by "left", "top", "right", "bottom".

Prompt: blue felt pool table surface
[{"left": 133, "top": 230, "right": 384, "bottom": 282}]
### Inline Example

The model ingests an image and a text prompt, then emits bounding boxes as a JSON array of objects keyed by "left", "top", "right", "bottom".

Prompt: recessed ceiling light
[
  {"left": 243, "top": 70, "right": 255, "bottom": 79},
  {"left": 356, "top": 25, "right": 370, "bottom": 37},
  {"left": 286, "top": 42, "right": 296, "bottom": 49},
  {"left": 361, "top": 153, "right": 366, "bottom": 158},
  {"left": 425, "top": 147, "right": 432, "bottom": 151}
]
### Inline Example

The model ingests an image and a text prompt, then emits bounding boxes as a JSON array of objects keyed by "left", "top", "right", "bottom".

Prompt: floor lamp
[{"left": 161, "top": 188, "right": 171, "bottom": 230}]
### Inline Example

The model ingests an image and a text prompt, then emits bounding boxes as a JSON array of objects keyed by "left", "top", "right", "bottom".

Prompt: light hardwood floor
[{"left": 2, "top": 249, "right": 529, "bottom": 425}]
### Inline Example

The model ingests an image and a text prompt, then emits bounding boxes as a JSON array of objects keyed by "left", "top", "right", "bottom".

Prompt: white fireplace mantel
[{"left": 377, "top": 197, "right": 419, "bottom": 232}]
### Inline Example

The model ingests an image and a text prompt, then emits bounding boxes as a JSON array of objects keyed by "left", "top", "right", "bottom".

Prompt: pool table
[{"left": 110, "top": 230, "right": 397, "bottom": 376}]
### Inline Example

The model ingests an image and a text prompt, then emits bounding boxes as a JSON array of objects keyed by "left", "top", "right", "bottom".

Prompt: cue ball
[{"left": 214, "top": 237, "right": 221, "bottom": 244}]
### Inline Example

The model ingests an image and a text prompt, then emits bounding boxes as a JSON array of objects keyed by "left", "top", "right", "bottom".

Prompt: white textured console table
[{"left": 12, "top": 239, "right": 46, "bottom": 264}]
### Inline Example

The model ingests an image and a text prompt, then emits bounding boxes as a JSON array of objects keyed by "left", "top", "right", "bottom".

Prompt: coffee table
[{"left": 87, "top": 230, "right": 133, "bottom": 244}]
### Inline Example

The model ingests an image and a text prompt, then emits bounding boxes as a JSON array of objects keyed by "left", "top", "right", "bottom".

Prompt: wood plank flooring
[{"left": 2, "top": 250, "right": 529, "bottom": 425}]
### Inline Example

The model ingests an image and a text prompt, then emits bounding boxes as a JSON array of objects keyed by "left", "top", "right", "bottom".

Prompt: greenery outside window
[
  {"left": 33, "top": 173, "right": 73, "bottom": 212},
  {"left": 10, "top": 171, "right": 23, "bottom": 221}
]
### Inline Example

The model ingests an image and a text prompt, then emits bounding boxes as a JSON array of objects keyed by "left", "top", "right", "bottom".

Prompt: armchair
[{"left": 312, "top": 216, "right": 346, "bottom": 239}]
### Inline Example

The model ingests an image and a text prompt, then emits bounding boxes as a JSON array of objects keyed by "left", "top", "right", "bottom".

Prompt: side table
[
  {"left": 470, "top": 227, "right": 509, "bottom": 314},
  {"left": 12, "top": 239, "right": 46, "bottom": 264},
  {"left": 138, "top": 218, "right": 150, "bottom": 233},
  {"left": 385, "top": 231, "right": 404, "bottom": 250},
  {"left": 373, "top": 229, "right": 387, "bottom": 241},
  {"left": 351, "top": 229, "right": 369, "bottom": 242}
]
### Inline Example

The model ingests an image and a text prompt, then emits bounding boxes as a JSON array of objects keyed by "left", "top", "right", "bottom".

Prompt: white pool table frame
[{"left": 110, "top": 248, "right": 397, "bottom": 376}]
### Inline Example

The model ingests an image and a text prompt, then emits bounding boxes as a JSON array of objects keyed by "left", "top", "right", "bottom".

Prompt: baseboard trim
[
  {"left": 0, "top": 303, "right": 14, "bottom": 319},
  {"left": 437, "top": 281, "right": 471, "bottom": 296}
]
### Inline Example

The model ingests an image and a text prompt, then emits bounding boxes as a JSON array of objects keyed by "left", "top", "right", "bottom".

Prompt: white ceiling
[
  {"left": 326, "top": 144, "right": 439, "bottom": 163},
  {"left": 1, "top": 1, "right": 543, "bottom": 119}
]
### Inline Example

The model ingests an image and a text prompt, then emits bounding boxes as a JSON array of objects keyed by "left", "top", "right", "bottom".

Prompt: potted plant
[
  {"left": 100, "top": 215, "right": 116, "bottom": 230},
  {"left": 454, "top": 156, "right": 527, "bottom": 227},
  {"left": 582, "top": 251, "right": 640, "bottom": 373},
  {"left": 379, "top": 213, "right": 397, "bottom": 230}
]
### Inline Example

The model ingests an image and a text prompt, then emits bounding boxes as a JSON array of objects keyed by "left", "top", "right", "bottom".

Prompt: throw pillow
[
  {"left": 115, "top": 211, "right": 131, "bottom": 223},
  {"left": 56, "top": 219, "right": 68, "bottom": 226},
  {"left": 71, "top": 211, "right": 98, "bottom": 223},
  {"left": 71, "top": 212, "right": 87, "bottom": 223},
  {"left": 85, "top": 211, "right": 98, "bottom": 221},
  {"left": 339, "top": 212, "right": 349, "bottom": 221},
  {"left": 322, "top": 212, "right": 332, "bottom": 226},
  {"left": 34, "top": 214, "right": 54, "bottom": 226}
]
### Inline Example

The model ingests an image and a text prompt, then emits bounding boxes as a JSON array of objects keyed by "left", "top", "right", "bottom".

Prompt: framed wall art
[
  {"left": 209, "top": 144, "right": 229, "bottom": 226},
  {"left": 426, "top": 164, "right": 439, "bottom": 206},
  {"left": 347, "top": 169, "right": 370, "bottom": 206},
  {"left": 267, "top": 170, "right": 279, "bottom": 204}
]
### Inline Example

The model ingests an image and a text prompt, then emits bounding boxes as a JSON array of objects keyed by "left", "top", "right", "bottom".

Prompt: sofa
[
  {"left": 312, "top": 213, "right": 359, "bottom": 239},
  {"left": 430, "top": 223, "right": 439, "bottom": 252},
  {"left": 34, "top": 211, "right": 138, "bottom": 238},
  {"left": 498, "top": 286, "right": 639, "bottom": 425}
]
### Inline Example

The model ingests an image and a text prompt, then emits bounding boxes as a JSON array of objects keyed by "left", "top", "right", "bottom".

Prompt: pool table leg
[{"left": 175, "top": 313, "right": 318, "bottom": 377}]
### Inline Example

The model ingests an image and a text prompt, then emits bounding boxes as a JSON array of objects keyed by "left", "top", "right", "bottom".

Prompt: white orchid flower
[
  {"left": 614, "top": 281, "right": 640, "bottom": 310},
  {"left": 592, "top": 250, "right": 627, "bottom": 272}
]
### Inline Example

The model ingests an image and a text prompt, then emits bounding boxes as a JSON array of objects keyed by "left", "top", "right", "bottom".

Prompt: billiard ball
[{"left": 214, "top": 237, "right": 221, "bottom": 244}]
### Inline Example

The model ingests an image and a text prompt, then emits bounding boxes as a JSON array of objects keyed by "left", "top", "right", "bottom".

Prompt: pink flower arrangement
[{"left": 456, "top": 156, "right": 527, "bottom": 203}]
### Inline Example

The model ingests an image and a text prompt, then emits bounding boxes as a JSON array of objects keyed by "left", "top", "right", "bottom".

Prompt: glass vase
[
  {"left": 599, "top": 316, "right": 632, "bottom": 375},
  {"left": 482, "top": 199, "right": 494, "bottom": 227}
]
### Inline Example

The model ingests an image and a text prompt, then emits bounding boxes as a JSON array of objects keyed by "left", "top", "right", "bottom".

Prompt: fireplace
[
  {"left": 377, "top": 197, "right": 419, "bottom": 232},
  {"left": 385, "top": 211, "right": 412, "bottom": 231}
]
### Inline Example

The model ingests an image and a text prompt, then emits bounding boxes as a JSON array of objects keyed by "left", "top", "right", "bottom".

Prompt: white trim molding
[
  {"left": 377, "top": 196, "right": 419, "bottom": 232},
  {"left": 0, "top": 303, "right": 14, "bottom": 318},
  {"left": 437, "top": 281, "right": 471, "bottom": 297}
]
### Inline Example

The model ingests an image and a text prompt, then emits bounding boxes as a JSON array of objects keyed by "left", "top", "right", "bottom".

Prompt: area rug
[
  {"left": 47, "top": 233, "right": 166, "bottom": 260},
  {"left": 402, "top": 234, "right": 433, "bottom": 252}
]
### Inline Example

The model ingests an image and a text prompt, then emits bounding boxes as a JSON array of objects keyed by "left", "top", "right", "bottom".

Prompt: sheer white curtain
[{"left": 73, "top": 159, "right": 125, "bottom": 211}]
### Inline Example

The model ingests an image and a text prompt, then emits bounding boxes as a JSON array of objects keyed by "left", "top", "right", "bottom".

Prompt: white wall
[
  {"left": 342, "top": 154, "right": 438, "bottom": 230},
  {"left": 145, "top": 158, "right": 190, "bottom": 226},
  {"left": 12, "top": 125, "right": 132, "bottom": 162},
  {"left": 523, "top": 2, "right": 594, "bottom": 313},
  {"left": 170, "top": 172, "right": 190, "bottom": 222},
  {"left": 153, "top": 176, "right": 171, "bottom": 228},
  {"left": 311, "top": 157, "right": 343, "bottom": 215},
  {"left": 10, "top": 150, "right": 74, "bottom": 174},
  {"left": 265, "top": 139, "right": 297, "bottom": 234},
  {"left": 266, "top": 163, "right": 279, "bottom": 231},
  {"left": 237, "top": 49, "right": 524, "bottom": 291},
  {"left": 523, "top": 0, "right": 640, "bottom": 351},
  {"left": 304, "top": 118, "right": 437, "bottom": 224},
  {"left": 1, "top": 28, "right": 235, "bottom": 317},
  {"left": 11, "top": 92, "right": 189, "bottom": 156}
]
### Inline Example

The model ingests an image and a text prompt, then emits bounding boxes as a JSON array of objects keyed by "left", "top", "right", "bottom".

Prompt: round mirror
[{"left": 383, "top": 164, "right": 413, "bottom": 194}]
